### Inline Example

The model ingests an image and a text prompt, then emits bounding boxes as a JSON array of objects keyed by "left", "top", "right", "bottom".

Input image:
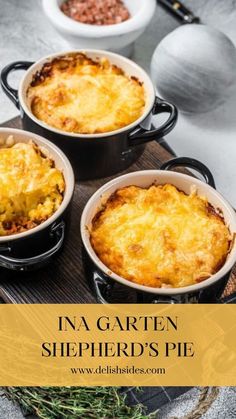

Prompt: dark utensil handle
[
  {"left": 158, "top": 0, "right": 200, "bottom": 24},
  {"left": 1, "top": 61, "right": 34, "bottom": 109},
  {"left": 129, "top": 97, "right": 178, "bottom": 147},
  {"left": 160, "top": 157, "right": 216, "bottom": 189},
  {"left": 0, "top": 222, "right": 65, "bottom": 271}
]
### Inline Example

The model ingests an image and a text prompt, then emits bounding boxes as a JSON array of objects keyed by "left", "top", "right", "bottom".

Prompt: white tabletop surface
[{"left": 0, "top": 0, "right": 236, "bottom": 205}]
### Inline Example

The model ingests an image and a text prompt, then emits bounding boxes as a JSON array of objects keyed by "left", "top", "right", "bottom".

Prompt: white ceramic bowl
[
  {"left": 81, "top": 164, "right": 236, "bottom": 298},
  {"left": 42, "top": 0, "right": 156, "bottom": 57}
]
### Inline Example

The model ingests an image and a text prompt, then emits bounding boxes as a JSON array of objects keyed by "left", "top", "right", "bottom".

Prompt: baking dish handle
[
  {"left": 93, "top": 272, "right": 114, "bottom": 304},
  {"left": 128, "top": 97, "right": 178, "bottom": 146},
  {"left": 1, "top": 61, "right": 34, "bottom": 109},
  {"left": 0, "top": 221, "right": 65, "bottom": 271},
  {"left": 160, "top": 157, "right": 216, "bottom": 189}
]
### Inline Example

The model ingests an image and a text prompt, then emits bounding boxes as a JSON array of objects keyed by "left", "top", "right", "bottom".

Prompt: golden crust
[
  {"left": 27, "top": 53, "right": 146, "bottom": 134},
  {"left": 0, "top": 141, "right": 65, "bottom": 236},
  {"left": 90, "top": 184, "right": 231, "bottom": 288}
]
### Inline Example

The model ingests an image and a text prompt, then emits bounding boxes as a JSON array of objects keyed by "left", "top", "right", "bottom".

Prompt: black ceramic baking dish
[
  {"left": 81, "top": 157, "right": 236, "bottom": 303},
  {"left": 0, "top": 128, "right": 74, "bottom": 272},
  {"left": 1, "top": 49, "right": 178, "bottom": 180}
]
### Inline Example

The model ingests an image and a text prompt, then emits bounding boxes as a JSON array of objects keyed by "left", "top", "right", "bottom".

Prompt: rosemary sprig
[{"left": 5, "top": 387, "right": 152, "bottom": 419}]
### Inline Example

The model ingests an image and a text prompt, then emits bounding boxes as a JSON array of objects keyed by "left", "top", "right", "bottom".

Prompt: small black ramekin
[
  {"left": 1, "top": 50, "right": 178, "bottom": 180},
  {"left": 81, "top": 157, "right": 236, "bottom": 303}
]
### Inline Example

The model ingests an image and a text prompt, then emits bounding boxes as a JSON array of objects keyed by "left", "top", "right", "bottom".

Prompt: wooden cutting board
[{"left": 0, "top": 116, "right": 235, "bottom": 303}]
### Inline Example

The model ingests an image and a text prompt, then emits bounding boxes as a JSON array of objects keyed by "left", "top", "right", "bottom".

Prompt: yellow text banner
[{"left": 0, "top": 304, "right": 235, "bottom": 386}]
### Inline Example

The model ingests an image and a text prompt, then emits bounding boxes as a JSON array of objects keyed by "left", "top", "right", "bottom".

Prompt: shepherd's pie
[
  {"left": 0, "top": 140, "right": 65, "bottom": 236},
  {"left": 90, "top": 184, "right": 231, "bottom": 288},
  {"left": 27, "top": 53, "right": 146, "bottom": 134}
]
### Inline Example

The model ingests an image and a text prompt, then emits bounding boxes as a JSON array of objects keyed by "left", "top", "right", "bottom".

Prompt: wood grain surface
[{"left": 0, "top": 117, "right": 235, "bottom": 303}]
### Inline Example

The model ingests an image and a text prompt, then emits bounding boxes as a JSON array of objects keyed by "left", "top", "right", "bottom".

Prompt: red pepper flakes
[{"left": 61, "top": 0, "right": 131, "bottom": 25}]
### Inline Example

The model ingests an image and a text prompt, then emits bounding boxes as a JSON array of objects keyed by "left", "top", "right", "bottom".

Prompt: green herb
[{"left": 5, "top": 387, "right": 153, "bottom": 419}]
